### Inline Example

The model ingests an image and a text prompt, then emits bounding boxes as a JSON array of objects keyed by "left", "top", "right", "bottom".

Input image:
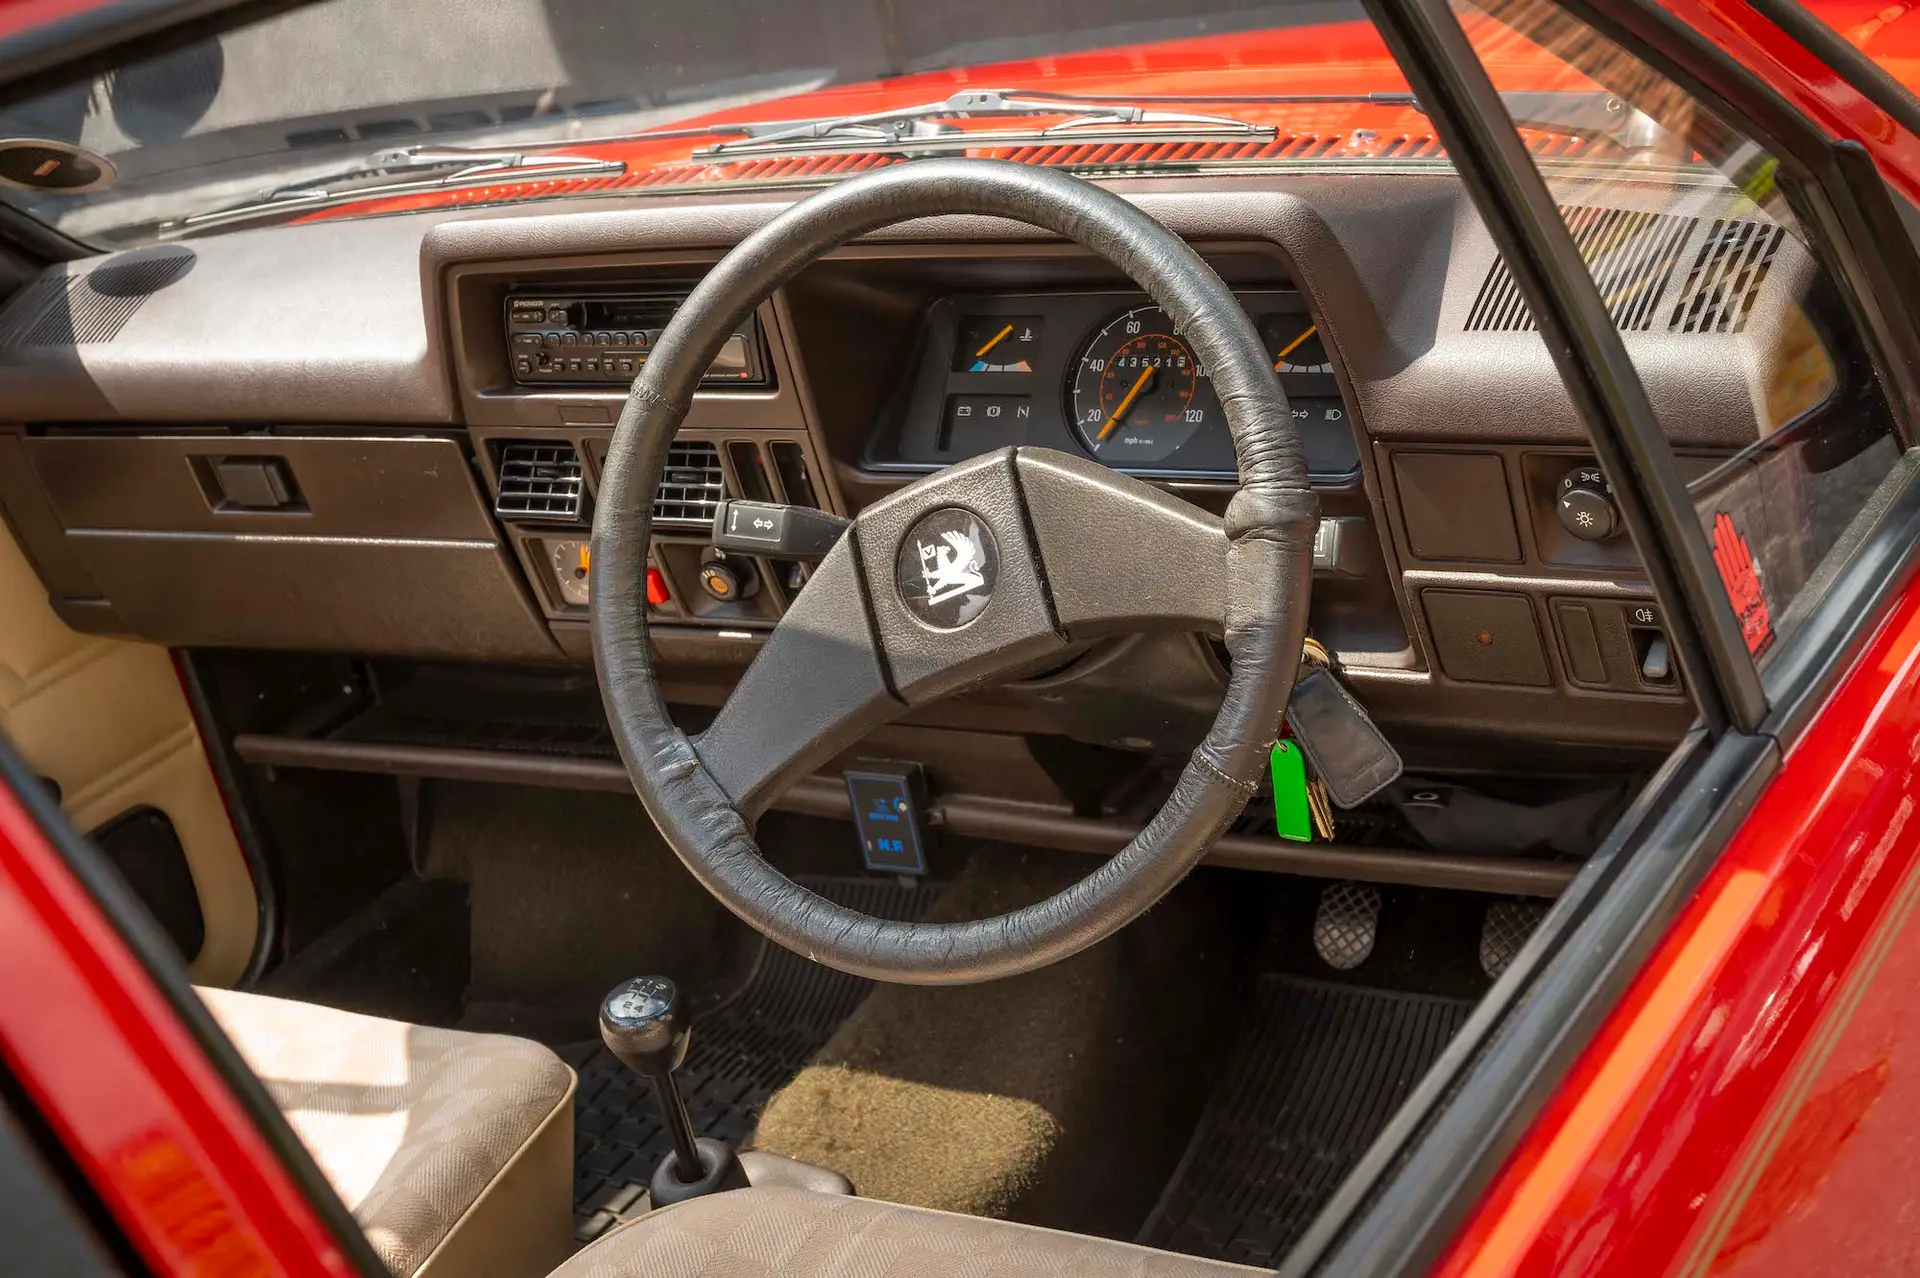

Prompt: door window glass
[{"left": 1454, "top": 0, "right": 1905, "bottom": 665}]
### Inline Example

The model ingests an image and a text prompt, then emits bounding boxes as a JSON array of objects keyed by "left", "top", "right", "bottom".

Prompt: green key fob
[{"left": 1270, "top": 739, "right": 1313, "bottom": 842}]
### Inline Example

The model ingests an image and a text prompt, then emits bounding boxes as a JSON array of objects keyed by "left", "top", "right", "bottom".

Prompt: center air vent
[
  {"left": 495, "top": 442, "right": 584, "bottom": 521},
  {"left": 653, "top": 441, "right": 727, "bottom": 528},
  {"left": 1668, "top": 219, "right": 1786, "bottom": 334},
  {"left": 1466, "top": 204, "right": 1694, "bottom": 333}
]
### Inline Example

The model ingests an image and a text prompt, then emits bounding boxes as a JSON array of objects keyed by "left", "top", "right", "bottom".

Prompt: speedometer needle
[{"left": 1098, "top": 368, "right": 1154, "bottom": 442}]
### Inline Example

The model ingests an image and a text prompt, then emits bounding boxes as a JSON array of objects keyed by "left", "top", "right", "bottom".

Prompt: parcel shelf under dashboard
[{"left": 229, "top": 677, "right": 1577, "bottom": 898}]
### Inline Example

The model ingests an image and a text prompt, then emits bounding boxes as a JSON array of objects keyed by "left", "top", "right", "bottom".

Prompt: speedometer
[{"left": 1068, "top": 306, "right": 1212, "bottom": 464}]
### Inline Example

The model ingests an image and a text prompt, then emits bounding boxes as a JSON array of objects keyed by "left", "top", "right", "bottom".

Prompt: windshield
[{"left": 0, "top": 0, "right": 1801, "bottom": 245}]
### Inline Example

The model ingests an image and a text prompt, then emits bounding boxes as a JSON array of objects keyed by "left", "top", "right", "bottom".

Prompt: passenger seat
[{"left": 200, "top": 987, "right": 576, "bottom": 1278}]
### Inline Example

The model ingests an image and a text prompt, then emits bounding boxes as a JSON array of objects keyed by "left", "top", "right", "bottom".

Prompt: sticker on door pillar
[{"left": 1711, "top": 511, "right": 1774, "bottom": 658}]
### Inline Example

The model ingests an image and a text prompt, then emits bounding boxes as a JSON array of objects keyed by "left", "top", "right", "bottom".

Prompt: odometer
[{"left": 1069, "top": 306, "right": 1212, "bottom": 464}]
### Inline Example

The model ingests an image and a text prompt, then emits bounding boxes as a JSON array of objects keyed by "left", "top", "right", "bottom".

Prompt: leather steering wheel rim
[{"left": 592, "top": 159, "right": 1316, "bottom": 985}]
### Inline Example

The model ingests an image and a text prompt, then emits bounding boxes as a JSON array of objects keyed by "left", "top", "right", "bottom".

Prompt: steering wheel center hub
[{"left": 895, "top": 506, "right": 999, "bottom": 629}]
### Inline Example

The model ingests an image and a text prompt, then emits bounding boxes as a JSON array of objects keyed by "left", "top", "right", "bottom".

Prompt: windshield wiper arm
[
  {"left": 163, "top": 144, "right": 626, "bottom": 234},
  {"left": 693, "top": 88, "right": 1274, "bottom": 158}
]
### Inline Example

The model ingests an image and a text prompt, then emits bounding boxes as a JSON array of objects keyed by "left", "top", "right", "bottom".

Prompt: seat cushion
[
  {"left": 550, "top": 1186, "right": 1268, "bottom": 1278},
  {"left": 199, "top": 987, "right": 576, "bottom": 1278}
]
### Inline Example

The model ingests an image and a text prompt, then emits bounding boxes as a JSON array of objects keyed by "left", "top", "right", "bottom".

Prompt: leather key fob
[{"left": 1286, "top": 666, "right": 1403, "bottom": 809}]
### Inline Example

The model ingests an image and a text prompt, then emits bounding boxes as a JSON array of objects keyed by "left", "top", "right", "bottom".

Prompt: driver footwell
[{"left": 1138, "top": 976, "right": 1473, "bottom": 1266}]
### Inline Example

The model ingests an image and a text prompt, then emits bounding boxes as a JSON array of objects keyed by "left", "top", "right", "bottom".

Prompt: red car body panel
[
  {"left": 1662, "top": 0, "right": 1920, "bottom": 200},
  {"left": 1434, "top": 559, "right": 1920, "bottom": 1277},
  {"left": 0, "top": 778, "right": 354, "bottom": 1276}
]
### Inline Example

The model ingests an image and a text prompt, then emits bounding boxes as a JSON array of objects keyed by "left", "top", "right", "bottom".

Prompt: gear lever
[{"left": 599, "top": 976, "right": 748, "bottom": 1205}]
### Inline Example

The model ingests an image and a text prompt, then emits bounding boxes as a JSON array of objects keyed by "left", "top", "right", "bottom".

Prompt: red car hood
[
  {"left": 287, "top": 14, "right": 1625, "bottom": 226},
  {"left": 282, "top": 2, "right": 1920, "bottom": 226}
]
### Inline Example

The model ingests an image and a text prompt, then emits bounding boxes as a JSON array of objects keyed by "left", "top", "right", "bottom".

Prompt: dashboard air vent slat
[
  {"left": 1465, "top": 205, "right": 1693, "bottom": 333},
  {"left": 653, "top": 441, "right": 727, "bottom": 528},
  {"left": 1667, "top": 219, "right": 1785, "bottom": 334},
  {"left": 495, "top": 442, "right": 584, "bottom": 522}
]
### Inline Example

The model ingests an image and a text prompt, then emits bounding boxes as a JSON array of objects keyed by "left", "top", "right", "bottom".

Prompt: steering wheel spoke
[
  {"left": 1014, "top": 449, "right": 1227, "bottom": 640},
  {"left": 692, "top": 536, "right": 902, "bottom": 819}
]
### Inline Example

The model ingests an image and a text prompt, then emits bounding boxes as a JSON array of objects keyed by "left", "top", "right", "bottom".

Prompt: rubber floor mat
[
  {"left": 563, "top": 875, "right": 936, "bottom": 1242},
  {"left": 1138, "top": 975, "right": 1474, "bottom": 1268}
]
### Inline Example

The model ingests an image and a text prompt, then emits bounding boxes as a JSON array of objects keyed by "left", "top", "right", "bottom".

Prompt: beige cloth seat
[
  {"left": 550, "top": 1186, "right": 1268, "bottom": 1278},
  {"left": 200, "top": 987, "right": 577, "bottom": 1278}
]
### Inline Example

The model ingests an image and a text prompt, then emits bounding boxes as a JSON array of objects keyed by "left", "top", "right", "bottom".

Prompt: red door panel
[{"left": 1435, "top": 567, "right": 1920, "bottom": 1277}]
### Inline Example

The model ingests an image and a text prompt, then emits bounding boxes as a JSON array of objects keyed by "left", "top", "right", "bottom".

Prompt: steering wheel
[{"left": 592, "top": 159, "right": 1315, "bottom": 985}]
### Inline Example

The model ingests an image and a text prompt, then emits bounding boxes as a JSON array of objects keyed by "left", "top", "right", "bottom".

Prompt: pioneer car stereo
[{"left": 504, "top": 292, "right": 770, "bottom": 387}]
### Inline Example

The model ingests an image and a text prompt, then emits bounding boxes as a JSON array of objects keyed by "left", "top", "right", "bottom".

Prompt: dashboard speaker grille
[
  {"left": 653, "top": 441, "right": 727, "bottom": 528},
  {"left": 1667, "top": 219, "right": 1785, "bottom": 334},
  {"left": 0, "top": 247, "right": 195, "bottom": 347},
  {"left": 1465, "top": 204, "right": 1693, "bottom": 333},
  {"left": 495, "top": 442, "right": 584, "bottom": 521}
]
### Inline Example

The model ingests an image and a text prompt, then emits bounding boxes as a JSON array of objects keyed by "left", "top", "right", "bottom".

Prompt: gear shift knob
[
  {"left": 598, "top": 976, "right": 747, "bottom": 1206},
  {"left": 599, "top": 976, "right": 689, "bottom": 1078}
]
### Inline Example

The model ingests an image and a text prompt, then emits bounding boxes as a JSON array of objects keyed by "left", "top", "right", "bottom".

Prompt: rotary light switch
[{"left": 1557, "top": 464, "right": 1620, "bottom": 542}]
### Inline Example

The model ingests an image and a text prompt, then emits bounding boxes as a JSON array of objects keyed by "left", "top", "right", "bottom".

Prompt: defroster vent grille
[
  {"left": 495, "top": 442, "right": 584, "bottom": 521},
  {"left": 1668, "top": 219, "right": 1785, "bottom": 334},
  {"left": 654, "top": 441, "right": 727, "bottom": 527},
  {"left": 1465, "top": 204, "right": 1693, "bottom": 333}
]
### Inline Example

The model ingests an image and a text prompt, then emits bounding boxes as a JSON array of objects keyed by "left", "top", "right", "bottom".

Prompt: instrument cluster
[{"left": 870, "top": 290, "right": 1360, "bottom": 482}]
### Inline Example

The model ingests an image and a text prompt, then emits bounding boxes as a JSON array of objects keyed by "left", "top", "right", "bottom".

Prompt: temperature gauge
[
  {"left": 547, "top": 539, "right": 591, "bottom": 608},
  {"left": 954, "top": 315, "right": 1044, "bottom": 373}
]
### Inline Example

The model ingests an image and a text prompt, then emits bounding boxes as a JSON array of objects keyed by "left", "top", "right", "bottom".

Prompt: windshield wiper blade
[
  {"left": 693, "top": 88, "right": 1274, "bottom": 158},
  {"left": 162, "top": 144, "right": 626, "bottom": 234}
]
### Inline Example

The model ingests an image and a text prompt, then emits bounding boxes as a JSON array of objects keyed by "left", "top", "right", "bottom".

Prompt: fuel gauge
[
  {"left": 547, "top": 538, "right": 591, "bottom": 608},
  {"left": 1261, "top": 315, "right": 1333, "bottom": 375},
  {"left": 954, "top": 315, "right": 1043, "bottom": 373}
]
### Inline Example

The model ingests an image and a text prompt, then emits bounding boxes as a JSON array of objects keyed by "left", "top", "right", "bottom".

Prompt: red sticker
[{"left": 1711, "top": 511, "right": 1774, "bottom": 658}]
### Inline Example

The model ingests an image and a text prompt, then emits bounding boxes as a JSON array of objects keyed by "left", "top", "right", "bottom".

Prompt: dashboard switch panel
[
  {"left": 1393, "top": 452, "right": 1522, "bottom": 563},
  {"left": 1423, "top": 590, "right": 1552, "bottom": 686}
]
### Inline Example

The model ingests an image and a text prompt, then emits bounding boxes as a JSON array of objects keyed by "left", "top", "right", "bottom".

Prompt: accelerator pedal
[{"left": 1479, "top": 899, "right": 1551, "bottom": 979}]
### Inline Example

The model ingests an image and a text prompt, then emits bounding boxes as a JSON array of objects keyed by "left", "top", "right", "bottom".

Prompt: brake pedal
[
  {"left": 1479, "top": 899, "right": 1550, "bottom": 979},
  {"left": 1312, "top": 882, "right": 1382, "bottom": 970}
]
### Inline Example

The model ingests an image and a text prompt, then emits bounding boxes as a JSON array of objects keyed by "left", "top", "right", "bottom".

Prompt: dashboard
[{"left": 0, "top": 173, "right": 1834, "bottom": 772}]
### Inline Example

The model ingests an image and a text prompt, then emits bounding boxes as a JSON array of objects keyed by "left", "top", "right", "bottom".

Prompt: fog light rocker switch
[{"left": 846, "top": 760, "right": 931, "bottom": 875}]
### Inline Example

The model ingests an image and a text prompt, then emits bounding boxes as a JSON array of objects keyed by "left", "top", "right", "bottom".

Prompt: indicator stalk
[{"left": 710, "top": 500, "right": 850, "bottom": 562}]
